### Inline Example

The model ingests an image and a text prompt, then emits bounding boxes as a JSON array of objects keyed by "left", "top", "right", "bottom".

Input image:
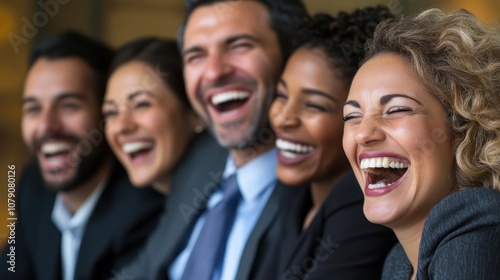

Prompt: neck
[
  {"left": 393, "top": 220, "right": 426, "bottom": 276},
  {"left": 304, "top": 170, "right": 350, "bottom": 229},
  {"left": 310, "top": 170, "right": 350, "bottom": 208},
  {"left": 152, "top": 175, "right": 171, "bottom": 195},
  {"left": 61, "top": 156, "right": 113, "bottom": 213},
  {"left": 230, "top": 139, "right": 275, "bottom": 167}
]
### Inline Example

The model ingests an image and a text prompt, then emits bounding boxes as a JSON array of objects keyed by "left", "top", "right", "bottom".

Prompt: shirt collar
[
  {"left": 51, "top": 178, "right": 107, "bottom": 234},
  {"left": 223, "top": 148, "right": 277, "bottom": 202}
]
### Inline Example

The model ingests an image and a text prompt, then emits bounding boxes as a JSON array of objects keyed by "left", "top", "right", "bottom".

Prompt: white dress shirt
[
  {"left": 169, "top": 148, "right": 278, "bottom": 280},
  {"left": 51, "top": 181, "right": 106, "bottom": 280}
]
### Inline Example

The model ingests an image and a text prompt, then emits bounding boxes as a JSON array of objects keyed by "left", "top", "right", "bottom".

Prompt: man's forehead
[
  {"left": 183, "top": 1, "right": 271, "bottom": 46},
  {"left": 25, "top": 57, "right": 93, "bottom": 89}
]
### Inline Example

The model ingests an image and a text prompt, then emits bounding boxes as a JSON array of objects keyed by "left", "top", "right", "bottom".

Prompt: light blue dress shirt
[
  {"left": 169, "top": 148, "right": 278, "bottom": 280},
  {"left": 51, "top": 181, "right": 106, "bottom": 280}
]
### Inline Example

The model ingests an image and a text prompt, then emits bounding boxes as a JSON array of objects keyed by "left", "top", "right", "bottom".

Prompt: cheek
[
  {"left": 268, "top": 101, "right": 282, "bottom": 128},
  {"left": 246, "top": 52, "right": 281, "bottom": 84},
  {"left": 74, "top": 112, "right": 100, "bottom": 132},
  {"left": 342, "top": 128, "right": 357, "bottom": 162},
  {"left": 21, "top": 118, "right": 33, "bottom": 143},
  {"left": 184, "top": 67, "right": 201, "bottom": 97}
]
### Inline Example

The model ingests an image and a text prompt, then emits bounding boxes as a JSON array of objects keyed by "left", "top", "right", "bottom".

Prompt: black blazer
[
  {"left": 278, "top": 172, "right": 397, "bottom": 280},
  {"left": 0, "top": 160, "right": 164, "bottom": 280},
  {"left": 122, "top": 132, "right": 297, "bottom": 280}
]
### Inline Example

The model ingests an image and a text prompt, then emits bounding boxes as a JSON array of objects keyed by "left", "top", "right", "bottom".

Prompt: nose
[
  {"left": 203, "top": 51, "right": 234, "bottom": 82},
  {"left": 271, "top": 99, "right": 300, "bottom": 131},
  {"left": 353, "top": 115, "right": 385, "bottom": 146},
  {"left": 38, "top": 107, "right": 63, "bottom": 135},
  {"left": 108, "top": 109, "right": 136, "bottom": 135}
]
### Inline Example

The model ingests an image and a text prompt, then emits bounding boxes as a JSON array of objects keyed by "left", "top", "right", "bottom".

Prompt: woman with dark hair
[
  {"left": 103, "top": 38, "right": 205, "bottom": 194},
  {"left": 269, "top": 7, "right": 396, "bottom": 279},
  {"left": 342, "top": 9, "right": 500, "bottom": 279}
]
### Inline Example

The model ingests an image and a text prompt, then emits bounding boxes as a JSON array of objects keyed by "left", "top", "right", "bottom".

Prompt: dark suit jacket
[
  {"left": 0, "top": 160, "right": 164, "bottom": 280},
  {"left": 279, "top": 172, "right": 397, "bottom": 280},
  {"left": 122, "top": 132, "right": 297, "bottom": 280},
  {"left": 383, "top": 187, "right": 500, "bottom": 280}
]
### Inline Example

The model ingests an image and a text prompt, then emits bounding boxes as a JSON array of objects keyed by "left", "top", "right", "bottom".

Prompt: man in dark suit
[
  {"left": 0, "top": 31, "right": 164, "bottom": 280},
  {"left": 120, "top": 1, "right": 308, "bottom": 279}
]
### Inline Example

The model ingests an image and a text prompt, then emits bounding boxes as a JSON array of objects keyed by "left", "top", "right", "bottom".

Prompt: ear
[{"left": 188, "top": 110, "right": 205, "bottom": 134}]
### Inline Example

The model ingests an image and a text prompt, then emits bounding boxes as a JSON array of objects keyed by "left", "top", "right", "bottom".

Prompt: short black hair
[
  {"left": 293, "top": 6, "right": 394, "bottom": 89},
  {"left": 109, "top": 37, "right": 190, "bottom": 108},
  {"left": 29, "top": 31, "right": 113, "bottom": 105},
  {"left": 178, "top": 0, "right": 308, "bottom": 63}
]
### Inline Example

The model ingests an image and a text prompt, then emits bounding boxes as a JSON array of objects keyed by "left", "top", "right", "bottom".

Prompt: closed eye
[
  {"left": 305, "top": 102, "right": 326, "bottom": 112},
  {"left": 342, "top": 113, "right": 362, "bottom": 122},
  {"left": 134, "top": 101, "right": 151, "bottom": 109},
  {"left": 102, "top": 110, "right": 118, "bottom": 119},
  {"left": 61, "top": 103, "right": 80, "bottom": 111},
  {"left": 275, "top": 91, "right": 288, "bottom": 101},
  {"left": 23, "top": 105, "right": 41, "bottom": 115},
  {"left": 387, "top": 106, "right": 413, "bottom": 114}
]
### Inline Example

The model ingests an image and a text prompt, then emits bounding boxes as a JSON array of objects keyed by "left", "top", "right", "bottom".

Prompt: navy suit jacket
[{"left": 0, "top": 160, "right": 164, "bottom": 280}]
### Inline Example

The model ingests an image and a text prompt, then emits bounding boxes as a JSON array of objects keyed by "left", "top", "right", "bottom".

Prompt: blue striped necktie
[{"left": 181, "top": 173, "right": 241, "bottom": 280}]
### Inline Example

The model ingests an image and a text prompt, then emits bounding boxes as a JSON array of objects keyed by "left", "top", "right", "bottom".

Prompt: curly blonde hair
[{"left": 365, "top": 8, "right": 500, "bottom": 190}]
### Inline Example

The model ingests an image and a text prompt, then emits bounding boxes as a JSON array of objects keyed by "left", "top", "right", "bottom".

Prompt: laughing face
[
  {"left": 342, "top": 53, "right": 456, "bottom": 229},
  {"left": 103, "top": 61, "right": 198, "bottom": 192},
  {"left": 182, "top": 1, "right": 282, "bottom": 150},
  {"left": 22, "top": 57, "right": 108, "bottom": 191},
  {"left": 270, "top": 48, "right": 351, "bottom": 187}
]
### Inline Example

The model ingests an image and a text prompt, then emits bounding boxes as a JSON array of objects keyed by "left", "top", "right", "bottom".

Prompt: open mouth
[
  {"left": 41, "top": 142, "right": 73, "bottom": 157},
  {"left": 39, "top": 142, "right": 75, "bottom": 172},
  {"left": 276, "top": 139, "right": 315, "bottom": 159},
  {"left": 122, "top": 141, "right": 154, "bottom": 160},
  {"left": 360, "top": 157, "right": 408, "bottom": 190},
  {"left": 210, "top": 91, "right": 250, "bottom": 113}
]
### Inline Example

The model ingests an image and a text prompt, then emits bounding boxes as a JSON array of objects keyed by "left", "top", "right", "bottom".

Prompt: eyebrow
[
  {"left": 343, "top": 100, "right": 360, "bottom": 108},
  {"left": 22, "top": 92, "right": 84, "bottom": 105},
  {"left": 103, "top": 90, "right": 152, "bottom": 106},
  {"left": 343, "top": 93, "right": 423, "bottom": 108},
  {"left": 278, "top": 78, "right": 336, "bottom": 102},
  {"left": 380, "top": 93, "right": 422, "bottom": 105},
  {"left": 182, "top": 34, "right": 261, "bottom": 58}
]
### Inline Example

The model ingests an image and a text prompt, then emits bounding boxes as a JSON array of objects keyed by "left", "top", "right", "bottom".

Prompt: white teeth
[
  {"left": 276, "top": 139, "right": 315, "bottom": 154},
  {"left": 281, "top": 150, "right": 298, "bottom": 159},
  {"left": 122, "top": 142, "right": 153, "bottom": 154},
  {"left": 368, "top": 182, "right": 393, "bottom": 189},
  {"left": 211, "top": 91, "right": 250, "bottom": 106},
  {"left": 41, "top": 143, "right": 72, "bottom": 155},
  {"left": 360, "top": 157, "right": 407, "bottom": 169}
]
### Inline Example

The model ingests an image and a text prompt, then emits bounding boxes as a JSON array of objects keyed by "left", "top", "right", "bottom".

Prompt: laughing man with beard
[{"left": 0, "top": 31, "right": 164, "bottom": 280}]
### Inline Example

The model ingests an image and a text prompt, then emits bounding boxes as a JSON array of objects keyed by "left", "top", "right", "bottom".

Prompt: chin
[{"left": 363, "top": 201, "right": 399, "bottom": 227}]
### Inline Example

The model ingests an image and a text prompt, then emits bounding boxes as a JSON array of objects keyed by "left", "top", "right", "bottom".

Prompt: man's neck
[
  {"left": 230, "top": 140, "right": 275, "bottom": 168},
  {"left": 61, "top": 156, "right": 113, "bottom": 213}
]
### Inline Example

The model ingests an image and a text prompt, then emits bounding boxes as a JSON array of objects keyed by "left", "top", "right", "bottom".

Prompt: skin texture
[
  {"left": 103, "top": 61, "right": 199, "bottom": 194},
  {"left": 270, "top": 48, "right": 351, "bottom": 226},
  {"left": 22, "top": 57, "right": 112, "bottom": 212},
  {"left": 342, "top": 53, "right": 456, "bottom": 271},
  {"left": 182, "top": 1, "right": 282, "bottom": 167}
]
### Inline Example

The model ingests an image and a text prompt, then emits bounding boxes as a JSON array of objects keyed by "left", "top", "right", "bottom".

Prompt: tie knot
[{"left": 222, "top": 173, "right": 240, "bottom": 200}]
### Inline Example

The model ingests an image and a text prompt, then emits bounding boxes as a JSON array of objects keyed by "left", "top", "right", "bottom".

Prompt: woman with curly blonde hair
[{"left": 342, "top": 8, "right": 500, "bottom": 279}]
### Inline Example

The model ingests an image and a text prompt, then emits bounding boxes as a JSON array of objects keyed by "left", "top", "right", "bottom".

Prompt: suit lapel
[
  {"left": 36, "top": 194, "right": 62, "bottom": 280},
  {"left": 73, "top": 167, "right": 118, "bottom": 279},
  {"left": 235, "top": 181, "right": 284, "bottom": 280},
  {"left": 149, "top": 132, "right": 228, "bottom": 279}
]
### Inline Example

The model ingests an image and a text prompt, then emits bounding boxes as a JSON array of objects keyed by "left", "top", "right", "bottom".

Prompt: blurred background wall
[{"left": 1, "top": 0, "right": 498, "bottom": 247}]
